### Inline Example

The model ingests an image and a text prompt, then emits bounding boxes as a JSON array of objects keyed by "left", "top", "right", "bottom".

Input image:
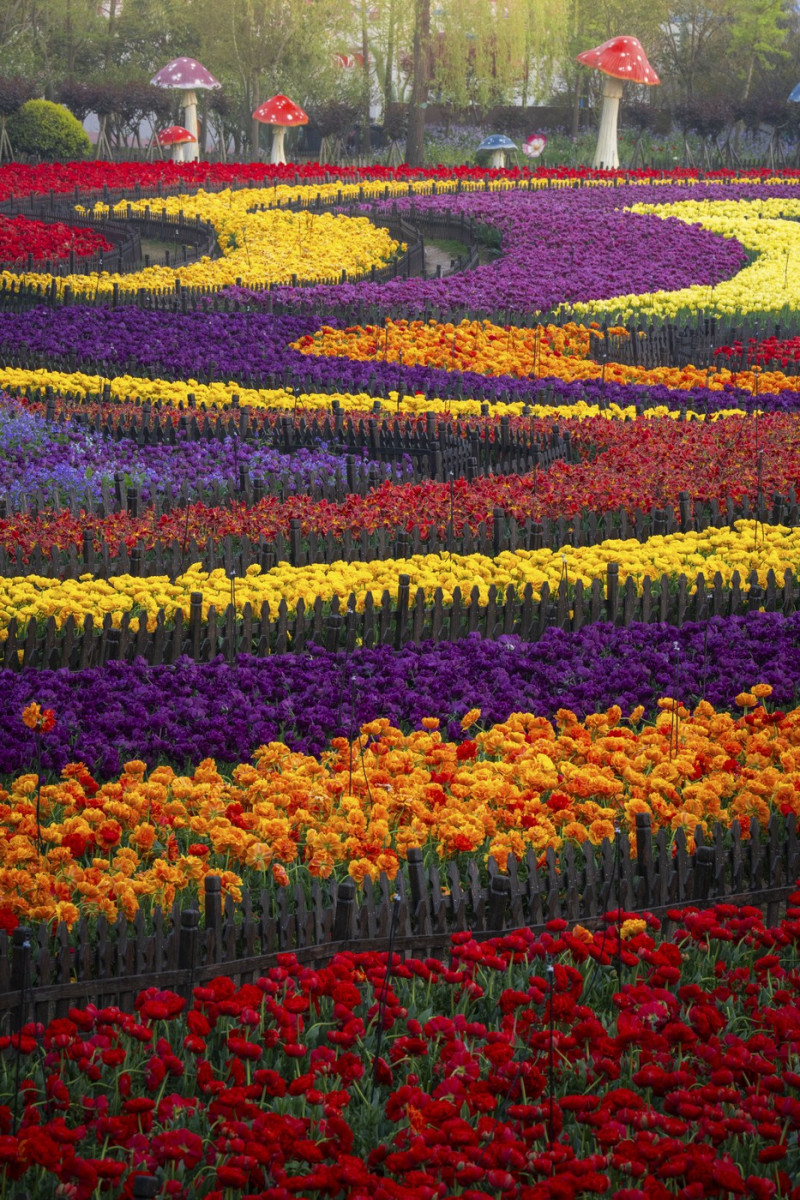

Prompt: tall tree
[
  {"left": 405, "top": 0, "right": 429, "bottom": 165},
  {"left": 190, "top": 0, "right": 357, "bottom": 155},
  {"left": 656, "top": 0, "right": 790, "bottom": 106}
]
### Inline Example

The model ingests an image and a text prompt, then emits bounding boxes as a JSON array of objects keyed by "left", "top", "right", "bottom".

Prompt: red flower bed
[
  {"left": 0, "top": 214, "right": 111, "bottom": 263},
  {"left": 0, "top": 161, "right": 796, "bottom": 202},
  {"left": 2, "top": 897, "right": 800, "bottom": 1197},
  {"left": 1, "top": 413, "right": 796, "bottom": 560}
]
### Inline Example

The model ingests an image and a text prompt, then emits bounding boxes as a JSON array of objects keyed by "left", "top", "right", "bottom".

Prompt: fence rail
[{"left": 2, "top": 810, "right": 797, "bottom": 1025}]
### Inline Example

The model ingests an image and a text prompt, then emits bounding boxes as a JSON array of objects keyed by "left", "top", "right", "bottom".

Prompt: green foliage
[{"left": 7, "top": 99, "right": 91, "bottom": 161}]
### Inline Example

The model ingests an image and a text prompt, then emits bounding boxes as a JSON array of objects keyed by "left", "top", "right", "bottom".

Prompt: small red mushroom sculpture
[
  {"left": 577, "top": 36, "right": 659, "bottom": 169},
  {"left": 157, "top": 124, "right": 196, "bottom": 163},
  {"left": 253, "top": 94, "right": 308, "bottom": 165},
  {"left": 151, "top": 57, "right": 221, "bottom": 162}
]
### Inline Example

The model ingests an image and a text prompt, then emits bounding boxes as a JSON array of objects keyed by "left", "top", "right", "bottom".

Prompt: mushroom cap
[
  {"left": 577, "top": 36, "right": 659, "bottom": 86},
  {"left": 252, "top": 94, "right": 309, "bottom": 126},
  {"left": 157, "top": 124, "right": 197, "bottom": 146},
  {"left": 151, "top": 57, "right": 221, "bottom": 90},
  {"left": 477, "top": 134, "right": 517, "bottom": 151},
  {"left": 789, "top": 82, "right": 800, "bottom": 102}
]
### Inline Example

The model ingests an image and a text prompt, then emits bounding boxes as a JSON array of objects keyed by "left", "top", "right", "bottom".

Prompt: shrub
[{"left": 7, "top": 99, "right": 91, "bottom": 161}]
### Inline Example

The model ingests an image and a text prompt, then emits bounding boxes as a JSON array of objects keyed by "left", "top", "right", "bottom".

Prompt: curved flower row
[
  {"left": 0, "top": 521, "right": 793, "bottom": 635},
  {"left": 3, "top": 179, "right": 757, "bottom": 306},
  {"left": 0, "top": 394, "right": 411, "bottom": 509},
  {"left": 2, "top": 364, "right": 782, "bottom": 421},
  {"left": 0, "top": 611, "right": 796, "bottom": 778},
  {"left": 3, "top": 305, "right": 798, "bottom": 416},
  {"left": 3, "top": 901, "right": 800, "bottom": 1197},
  {"left": 52, "top": 197, "right": 402, "bottom": 296},
  {"left": 230, "top": 181, "right": 755, "bottom": 318},
  {"left": 1, "top": 689, "right": 794, "bottom": 924},
  {"left": 570, "top": 195, "right": 800, "bottom": 321},
  {"left": 296, "top": 316, "right": 800, "bottom": 397}
]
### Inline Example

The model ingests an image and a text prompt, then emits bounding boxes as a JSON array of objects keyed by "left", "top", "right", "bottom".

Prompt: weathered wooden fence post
[
  {"left": 204, "top": 875, "right": 222, "bottom": 961},
  {"left": 333, "top": 879, "right": 356, "bottom": 942},
  {"left": 10, "top": 927, "right": 31, "bottom": 1033}
]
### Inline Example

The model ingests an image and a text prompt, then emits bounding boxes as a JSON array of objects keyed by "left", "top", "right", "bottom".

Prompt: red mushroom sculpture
[
  {"left": 157, "top": 124, "right": 196, "bottom": 163},
  {"left": 151, "top": 57, "right": 220, "bottom": 162},
  {"left": 253, "top": 94, "right": 308, "bottom": 165},
  {"left": 577, "top": 36, "right": 659, "bottom": 169}
]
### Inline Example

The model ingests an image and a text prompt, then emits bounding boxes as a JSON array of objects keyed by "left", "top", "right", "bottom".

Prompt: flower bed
[
  {"left": 0, "top": 521, "right": 794, "bottom": 638},
  {"left": 2, "top": 898, "right": 800, "bottom": 1197},
  {"left": 1, "top": 407, "right": 798, "bottom": 571},
  {"left": 0, "top": 688, "right": 794, "bottom": 926},
  {"left": 0, "top": 214, "right": 111, "bottom": 263},
  {"left": 295, "top": 316, "right": 800, "bottom": 397},
  {"left": 6, "top": 305, "right": 800, "bottom": 417},
  {"left": 0, "top": 394, "right": 411, "bottom": 509},
  {"left": 0, "top": 611, "right": 796, "bottom": 777}
]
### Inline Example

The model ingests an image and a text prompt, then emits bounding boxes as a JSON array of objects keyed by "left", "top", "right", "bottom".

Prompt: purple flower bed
[
  {"left": 0, "top": 396, "right": 409, "bottom": 509},
  {"left": 4, "top": 610, "right": 798, "bottom": 778},
  {"left": 0, "top": 307, "right": 794, "bottom": 415},
  {"left": 229, "top": 181, "right": 754, "bottom": 316}
]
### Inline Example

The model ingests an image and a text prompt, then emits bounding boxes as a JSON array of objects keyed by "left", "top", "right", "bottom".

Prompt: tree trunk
[
  {"left": 251, "top": 73, "right": 260, "bottom": 157},
  {"left": 383, "top": 0, "right": 395, "bottom": 119},
  {"left": 360, "top": 0, "right": 371, "bottom": 154},
  {"left": 733, "top": 53, "right": 755, "bottom": 155},
  {"left": 104, "top": 0, "right": 117, "bottom": 71},
  {"left": 405, "top": 0, "right": 430, "bottom": 167}
]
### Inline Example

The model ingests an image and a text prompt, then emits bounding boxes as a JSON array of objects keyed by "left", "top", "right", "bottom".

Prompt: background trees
[{"left": 0, "top": 0, "right": 795, "bottom": 163}]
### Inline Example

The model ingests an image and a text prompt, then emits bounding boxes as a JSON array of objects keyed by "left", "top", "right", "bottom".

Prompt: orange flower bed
[
  {"left": 294, "top": 318, "right": 800, "bottom": 395},
  {"left": 2, "top": 688, "right": 794, "bottom": 928}
]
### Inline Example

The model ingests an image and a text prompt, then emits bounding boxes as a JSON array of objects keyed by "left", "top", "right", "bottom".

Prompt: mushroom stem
[
  {"left": 270, "top": 125, "right": 287, "bottom": 165},
  {"left": 593, "top": 75, "right": 624, "bottom": 169},
  {"left": 487, "top": 149, "right": 505, "bottom": 168},
  {"left": 182, "top": 89, "right": 200, "bottom": 162}
]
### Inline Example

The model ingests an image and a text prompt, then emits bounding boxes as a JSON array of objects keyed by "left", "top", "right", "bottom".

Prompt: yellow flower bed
[
  {"left": 570, "top": 197, "right": 800, "bottom": 320},
  {"left": 0, "top": 365, "right": 752, "bottom": 422},
  {"left": 1, "top": 690, "right": 794, "bottom": 925},
  {"left": 3, "top": 182, "right": 411, "bottom": 297},
  {"left": 0, "top": 521, "right": 792, "bottom": 636}
]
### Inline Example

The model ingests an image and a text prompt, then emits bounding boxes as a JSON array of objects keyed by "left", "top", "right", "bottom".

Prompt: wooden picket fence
[
  {"left": 0, "top": 410, "right": 573, "bottom": 522},
  {"left": 589, "top": 315, "right": 799, "bottom": 374},
  {"left": 2, "top": 811, "right": 798, "bottom": 1026}
]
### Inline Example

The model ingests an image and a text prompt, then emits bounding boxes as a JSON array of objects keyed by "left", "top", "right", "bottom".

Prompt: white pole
[
  {"left": 270, "top": 125, "right": 287, "bottom": 164},
  {"left": 182, "top": 89, "right": 200, "bottom": 161},
  {"left": 593, "top": 75, "right": 624, "bottom": 169}
]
